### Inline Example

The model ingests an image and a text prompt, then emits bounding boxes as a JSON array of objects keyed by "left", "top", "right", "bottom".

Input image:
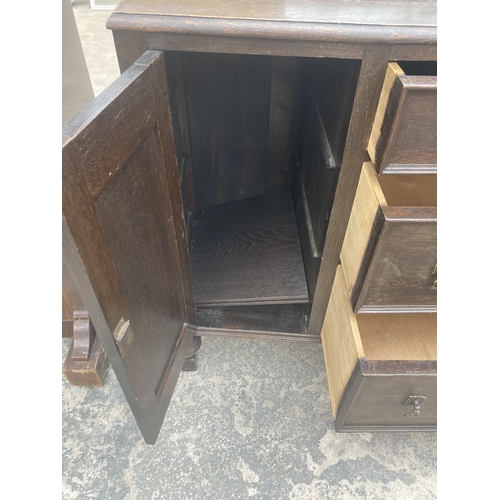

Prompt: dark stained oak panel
[
  {"left": 293, "top": 59, "right": 360, "bottom": 302},
  {"left": 190, "top": 190, "right": 309, "bottom": 306},
  {"left": 94, "top": 128, "right": 186, "bottom": 393},
  {"left": 301, "top": 58, "right": 361, "bottom": 169},
  {"left": 196, "top": 304, "right": 307, "bottom": 334},
  {"left": 340, "top": 369, "right": 437, "bottom": 429},
  {"left": 113, "top": 0, "right": 437, "bottom": 28},
  {"left": 369, "top": 61, "right": 437, "bottom": 174},
  {"left": 67, "top": 67, "right": 156, "bottom": 198},
  {"left": 387, "top": 86, "right": 437, "bottom": 169},
  {"left": 183, "top": 52, "right": 272, "bottom": 211},
  {"left": 62, "top": 51, "right": 195, "bottom": 445},
  {"left": 266, "top": 56, "right": 300, "bottom": 192},
  {"left": 355, "top": 207, "right": 437, "bottom": 313}
]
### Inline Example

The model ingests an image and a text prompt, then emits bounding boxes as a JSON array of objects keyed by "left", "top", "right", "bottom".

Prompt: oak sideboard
[{"left": 62, "top": 0, "right": 437, "bottom": 444}]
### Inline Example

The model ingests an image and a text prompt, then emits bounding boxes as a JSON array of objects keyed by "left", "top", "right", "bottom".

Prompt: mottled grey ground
[
  {"left": 62, "top": 337, "right": 437, "bottom": 499},
  {"left": 64, "top": 5, "right": 437, "bottom": 498}
]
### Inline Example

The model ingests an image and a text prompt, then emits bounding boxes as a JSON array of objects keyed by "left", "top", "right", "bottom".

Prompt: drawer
[
  {"left": 341, "top": 162, "right": 436, "bottom": 313},
  {"left": 368, "top": 61, "right": 437, "bottom": 174},
  {"left": 321, "top": 265, "right": 437, "bottom": 432}
]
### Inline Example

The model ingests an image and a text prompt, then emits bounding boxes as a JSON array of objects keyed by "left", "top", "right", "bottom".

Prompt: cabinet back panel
[{"left": 182, "top": 52, "right": 273, "bottom": 211}]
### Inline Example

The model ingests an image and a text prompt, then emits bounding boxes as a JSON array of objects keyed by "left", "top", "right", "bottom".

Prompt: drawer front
[
  {"left": 322, "top": 265, "right": 437, "bottom": 432},
  {"left": 354, "top": 206, "right": 437, "bottom": 313},
  {"left": 368, "top": 62, "right": 437, "bottom": 174},
  {"left": 341, "top": 163, "right": 437, "bottom": 313},
  {"left": 338, "top": 367, "right": 437, "bottom": 430}
]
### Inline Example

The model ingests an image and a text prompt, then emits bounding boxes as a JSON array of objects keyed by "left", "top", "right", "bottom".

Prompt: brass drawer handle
[
  {"left": 431, "top": 264, "right": 437, "bottom": 290},
  {"left": 404, "top": 395, "right": 427, "bottom": 417}
]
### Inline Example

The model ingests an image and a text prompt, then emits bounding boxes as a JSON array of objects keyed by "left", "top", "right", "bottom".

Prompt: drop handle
[
  {"left": 430, "top": 264, "right": 437, "bottom": 290},
  {"left": 404, "top": 395, "right": 427, "bottom": 417}
]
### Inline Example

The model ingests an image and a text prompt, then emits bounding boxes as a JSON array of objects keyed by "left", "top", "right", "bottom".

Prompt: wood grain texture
[
  {"left": 356, "top": 313, "right": 436, "bottom": 361},
  {"left": 93, "top": 129, "right": 186, "bottom": 390},
  {"left": 340, "top": 161, "right": 381, "bottom": 297},
  {"left": 197, "top": 326, "right": 320, "bottom": 343},
  {"left": 390, "top": 44, "right": 437, "bottom": 61},
  {"left": 301, "top": 59, "right": 361, "bottom": 169},
  {"left": 266, "top": 57, "right": 299, "bottom": 192},
  {"left": 196, "top": 304, "right": 306, "bottom": 334},
  {"left": 292, "top": 59, "right": 359, "bottom": 302},
  {"left": 62, "top": 51, "right": 195, "bottom": 445},
  {"left": 356, "top": 207, "right": 437, "bottom": 312},
  {"left": 369, "top": 62, "right": 437, "bottom": 174},
  {"left": 163, "top": 52, "right": 196, "bottom": 215},
  {"left": 113, "top": 0, "right": 437, "bottom": 27},
  {"left": 367, "top": 62, "right": 404, "bottom": 167},
  {"left": 377, "top": 173, "right": 437, "bottom": 206},
  {"left": 322, "top": 265, "right": 437, "bottom": 430},
  {"left": 342, "top": 372, "right": 437, "bottom": 428},
  {"left": 62, "top": 259, "right": 87, "bottom": 320},
  {"left": 299, "top": 90, "right": 341, "bottom": 255},
  {"left": 112, "top": 30, "right": 364, "bottom": 71},
  {"left": 63, "top": 333, "right": 109, "bottom": 387},
  {"left": 182, "top": 52, "right": 272, "bottom": 210},
  {"left": 334, "top": 356, "right": 437, "bottom": 431},
  {"left": 340, "top": 162, "right": 437, "bottom": 313},
  {"left": 147, "top": 51, "right": 197, "bottom": 325},
  {"left": 342, "top": 164, "right": 436, "bottom": 299},
  {"left": 308, "top": 44, "right": 392, "bottom": 334},
  {"left": 63, "top": 66, "right": 156, "bottom": 198},
  {"left": 190, "top": 190, "right": 308, "bottom": 306},
  {"left": 321, "top": 265, "right": 364, "bottom": 418},
  {"left": 107, "top": 2, "right": 437, "bottom": 44}
]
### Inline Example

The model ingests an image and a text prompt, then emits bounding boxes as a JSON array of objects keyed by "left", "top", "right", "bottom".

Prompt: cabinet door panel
[{"left": 62, "top": 50, "right": 195, "bottom": 445}]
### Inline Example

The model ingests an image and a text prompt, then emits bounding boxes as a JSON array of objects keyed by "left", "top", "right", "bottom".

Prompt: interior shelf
[{"left": 190, "top": 190, "right": 309, "bottom": 307}]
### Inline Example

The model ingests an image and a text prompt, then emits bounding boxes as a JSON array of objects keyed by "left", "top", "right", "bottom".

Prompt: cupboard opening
[{"left": 164, "top": 51, "right": 361, "bottom": 335}]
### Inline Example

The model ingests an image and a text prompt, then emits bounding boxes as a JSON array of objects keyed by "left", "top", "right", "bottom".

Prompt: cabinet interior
[
  {"left": 377, "top": 172, "right": 437, "bottom": 207},
  {"left": 396, "top": 60, "right": 437, "bottom": 76},
  {"left": 355, "top": 313, "right": 437, "bottom": 361},
  {"left": 164, "top": 51, "right": 361, "bottom": 334}
]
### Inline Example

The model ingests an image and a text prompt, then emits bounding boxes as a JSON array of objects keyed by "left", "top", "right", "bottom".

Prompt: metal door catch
[{"left": 113, "top": 318, "right": 133, "bottom": 357}]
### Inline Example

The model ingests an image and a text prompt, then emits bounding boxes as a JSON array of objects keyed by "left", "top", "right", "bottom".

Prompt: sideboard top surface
[{"left": 113, "top": 0, "right": 437, "bottom": 27}]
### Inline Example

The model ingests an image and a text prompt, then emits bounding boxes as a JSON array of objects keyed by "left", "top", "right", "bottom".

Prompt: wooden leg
[
  {"left": 182, "top": 335, "right": 202, "bottom": 372},
  {"left": 63, "top": 318, "right": 109, "bottom": 386}
]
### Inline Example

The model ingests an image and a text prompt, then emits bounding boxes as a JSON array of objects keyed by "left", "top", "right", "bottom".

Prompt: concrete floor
[{"left": 63, "top": 4, "right": 438, "bottom": 499}]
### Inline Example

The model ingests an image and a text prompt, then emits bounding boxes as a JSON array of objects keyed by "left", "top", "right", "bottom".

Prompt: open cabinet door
[{"left": 62, "top": 50, "right": 196, "bottom": 445}]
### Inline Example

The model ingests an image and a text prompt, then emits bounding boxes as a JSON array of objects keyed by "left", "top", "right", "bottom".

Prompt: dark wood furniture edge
[
  {"left": 63, "top": 322, "right": 109, "bottom": 387},
  {"left": 335, "top": 358, "right": 365, "bottom": 431},
  {"left": 380, "top": 164, "right": 437, "bottom": 175},
  {"left": 335, "top": 358, "right": 437, "bottom": 431},
  {"left": 63, "top": 259, "right": 109, "bottom": 386},
  {"left": 62, "top": 321, "right": 74, "bottom": 338},
  {"left": 182, "top": 335, "right": 202, "bottom": 371},
  {"left": 308, "top": 44, "right": 392, "bottom": 334},
  {"left": 106, "top": 14, "right": 437, "bottom": 45},
  {"left": 337, "top": 424, "right": 437, "bottom": 432},
  {"left": 357, "top": 304, "right": 438, "bottom": 314},
  {"left": 359, "top": 358, "right": 437, "bottom": 375},
  {"left": 352, "top": 206, "right": 437, "bottom": 313},
  {"left": 196, "top": 326, "right": 321, "bottom": 343},
  {"left": 351, "top": 206, "right": 385, "bottom": 312},
  {"left": 63, "top": 215, "right": 154, "bottom": 437}
]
